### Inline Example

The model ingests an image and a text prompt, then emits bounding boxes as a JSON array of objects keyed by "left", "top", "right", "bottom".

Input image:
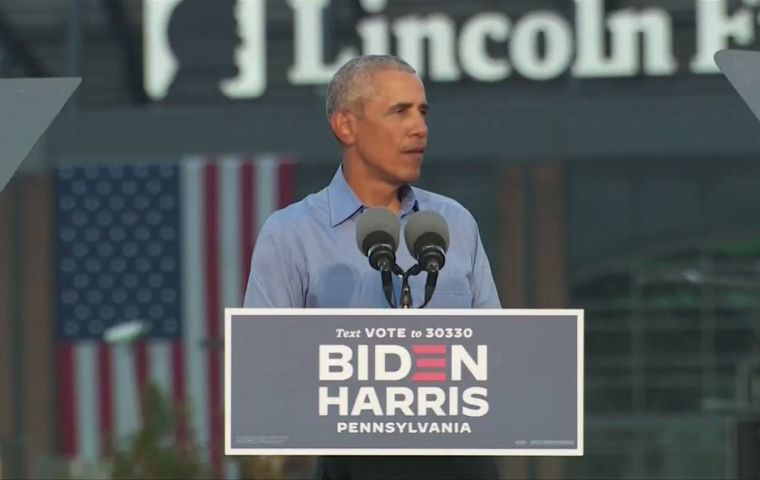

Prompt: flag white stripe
[
  {"left": 256, "top": 155, "right": 278, "bottom": 232},
  {"left": 180, "top": 158, "right": 210, "bottom": 457},
  {"left": 112, "top": 344, "right": 140, "bottom": 448},
  {"left": 76, "top": 343, "right": 99, "bottom": 461},
  {"left": 149, "top": 341, "right": 172, "bottom": 398},
  {"left": 220, "top": 157, "right": 242, "bottom": 309},
  {"left": 220, "top": 157, "right": 243, "bottom": 425}
]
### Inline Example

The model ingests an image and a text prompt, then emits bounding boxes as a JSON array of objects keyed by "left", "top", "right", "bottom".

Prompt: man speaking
[{"left": 244, "top": 55, "right": 501, "bottom": 479}]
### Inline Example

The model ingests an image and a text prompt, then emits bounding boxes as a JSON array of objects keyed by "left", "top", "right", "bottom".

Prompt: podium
[{"left": 225, "top": 308, "right": 583, "bottom": 456}]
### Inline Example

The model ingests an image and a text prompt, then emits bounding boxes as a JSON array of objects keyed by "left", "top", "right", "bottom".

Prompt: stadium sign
[{"left": 144, "top": 0, "right": 760, "bottom": 100}]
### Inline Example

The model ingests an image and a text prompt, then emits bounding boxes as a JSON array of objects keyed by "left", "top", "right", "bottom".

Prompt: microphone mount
[{"left": 383, "top": 262, "right": 438, "bottom": 309}]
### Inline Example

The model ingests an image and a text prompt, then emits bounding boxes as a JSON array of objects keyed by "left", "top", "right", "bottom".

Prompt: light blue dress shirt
[{"left": 243, "top": 165, "right": 501, "bottom": 309}]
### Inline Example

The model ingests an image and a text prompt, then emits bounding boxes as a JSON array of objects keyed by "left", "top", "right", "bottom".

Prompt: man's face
[{"left": 351, "top": 70, "right": 429, "bottom": 186}]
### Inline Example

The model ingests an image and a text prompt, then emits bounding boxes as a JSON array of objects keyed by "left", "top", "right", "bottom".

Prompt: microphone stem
[{"left": 400, "top": 271, "right": 413, "bottom": 308}]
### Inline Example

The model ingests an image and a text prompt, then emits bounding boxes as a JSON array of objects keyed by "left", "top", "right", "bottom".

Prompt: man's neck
[{"left": 342, "top": 160, "right": 402, "bottom": 214}]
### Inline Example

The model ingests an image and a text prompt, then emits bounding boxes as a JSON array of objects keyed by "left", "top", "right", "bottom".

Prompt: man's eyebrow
[
  {"left": 387, "top": 102, "right": 413, "bottom": 113},
  {"left": 386, "top": 102, "right": 429, "bottom": 113}
]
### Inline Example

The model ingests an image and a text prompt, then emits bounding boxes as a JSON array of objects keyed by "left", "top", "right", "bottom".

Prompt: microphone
[
  {"left": 404, "top": 211, "right": 449, "bottom": 307},
  {"left": 405, "top": 211, "right": 449, "bottom": 273},
  {"left": 356, "top": 207, "right": 400, "bottom": 307}
]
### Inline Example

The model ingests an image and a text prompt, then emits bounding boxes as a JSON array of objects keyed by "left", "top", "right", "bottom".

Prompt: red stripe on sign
[
  {"left": 416, "top": 358, "right": 446, "bottom": 368},
  {"left": 412, "top": 372, "right": 447, "bottom": 382},
  {"left": 204, "top": 162, "right": 223, "bottom": 474},
  {"left": 240, "top": 161, "right": 255, "bottom": 296},
  {"left": 135, "top": 340, "right": 149, "bottom": 414},
  {"left": 58, "top": 344, "right": 77, "bottom": 456},
  {"left": 277, "top": 161, "right": 295, "bottom": 209},
  {"left": 171, "top": 343, "right": 187, "bottom": 446},
  {"left": 412, "top": 345, "right": 446, "bottom": 355},
  {"left": 98, "top": 344, "right": 113, "bottom": 455}
]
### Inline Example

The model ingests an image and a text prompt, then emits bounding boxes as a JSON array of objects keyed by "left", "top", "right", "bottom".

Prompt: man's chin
[{"left": 398, "top": 166, "right": 422, "bottom": 184}]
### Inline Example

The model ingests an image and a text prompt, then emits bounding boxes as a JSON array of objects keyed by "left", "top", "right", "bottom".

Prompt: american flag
[{"left": 54, "top": 155, "right": 295, "bottom": 472}]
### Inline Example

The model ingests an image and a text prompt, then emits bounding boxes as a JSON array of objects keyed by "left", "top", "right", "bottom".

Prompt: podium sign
[{"left": 225, "top": 308, "right": 583, "bottom": 456}]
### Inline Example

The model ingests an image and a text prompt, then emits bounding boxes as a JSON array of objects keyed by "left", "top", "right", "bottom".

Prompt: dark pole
[{"left": 9, "top": 180, "right": 26, "bottom": 479}]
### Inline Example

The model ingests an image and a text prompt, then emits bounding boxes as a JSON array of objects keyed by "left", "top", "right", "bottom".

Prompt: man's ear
[{"left": 330, "top": 111, "right": 356, "bottom": 146}]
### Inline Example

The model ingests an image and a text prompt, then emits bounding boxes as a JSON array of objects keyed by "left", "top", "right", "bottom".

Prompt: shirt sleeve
[
  {"left": 471, "top": 223, "right": 502, "bottom": 309},
  {"left": 243, "top": 219, "right": 306, "bottom": 308}
]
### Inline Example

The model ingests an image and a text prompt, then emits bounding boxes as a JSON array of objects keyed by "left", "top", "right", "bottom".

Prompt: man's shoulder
[
  {"left": 263, "top": 189, "right": 328, "bottom": 232},
  {"left": 412, "top": 186, "right": 477, "bottom": 224}
]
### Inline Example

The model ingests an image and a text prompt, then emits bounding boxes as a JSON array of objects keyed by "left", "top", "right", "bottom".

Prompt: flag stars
[
  {"left": 148, "top": 274, "right": 164, "bottom": 289},
  {"left": 85, "top": 228, "right": 100, "bottom": 242},
  {"left": 62, "top": 289, "right": 78, "bottom": 305},
  {"left": 159, "top": 195, "right": 175, "bottom": 210},
  {"left": 60, "top": 228, "right": 76, "bottom": 242},
  {"left": 112, "top": 289, "right": 128, "bottom": 304},
  {"left": 121, "top": 211, "right": 138, "bottom": 226},
  {"left": 135, "top": 227, "right": 151, "bottom": 242},
  {"left": 64, "top": 322, "right": 79, "bottom": 335},
  {"left": 88, "top": 321, "right": 103, "bottom": 335},
  {"left": 161, "top": 289, "right": 177, "bottom": 303},
  {"left": 96, "top": 180, "right": 113, "bottom": 196},
  {"left": 97, "top": 243, "right": 114, "bottom": 258},
  {"left": 160, "top": 258, "right": 176, "bottom": 273},
  {"left": 84, "top": 197, "right": 100, "bottom": 212},
  {"left": 74, "top": 305, "right": 91, "bottom": 320},
  {"left": 84, "top": 258, "right": 101, "bottom": 274},
  {"left": 148, "top": 242, "right": 163, "bottom": 257},
  {"left": 109, "top": 226, "right": 127, "bottom": 242},
  {"left": 96, "top": 211, "right": 113, "bottom": 227},
  {"left": 133, "top": 195, "right": 151, "bottom": 210},
  {"left": 71, "top": 180, "right": 87, "bottom": 196},
  {"left": 108, "top": 195, "right": 125, "bottom": 210},
  {"left": 83, "top": 166, "right": 100, "bottom": 180},
  {"left": 98, "top": 305, "right": 115, "bottom": 320},
  {"left": 97, "top": 274, "right": 114, "bottom": 289},
  {"left": 137, "top": 289, "right": 153, "bottom": 304},
  {"left": 123, "top": 274, "right": 139, "bottom": 290},
  {"left": 121, "top": 180, "right": 137, "bottom": 195},
  {"left": 147, "top": 179, "right": 162, "bottom": 195},
  {"left": 72, "top": 244, "right": 89, "bottom": 259},
  {"left": 73, "top": 274, "right": 89, "bottom": 289},
  {"left": 109, "top": 165, "right": 124, "bottom": 179},
  {"left": 110, "top": 258, "right": 127, "bottom": 273},
  {"left": 86, "top": 290, "right": 103, "bottom": 306},
  {"left": 60, "top": 195, "right": 76, "bottom": 211},
  {"left": 57, "top": 164, "right": 185, "bottom": 340}
]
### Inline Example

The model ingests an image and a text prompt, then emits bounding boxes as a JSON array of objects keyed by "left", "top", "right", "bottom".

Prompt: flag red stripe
[
  {"left": 240, "top": 161, "right": 255, "bottom": 295},
  {"left": 58, "top": 344, "right": 77, "bottom": 456},
  {"left": 412, "top": 345, "right": 447, "bottom": 354},
  {"left": 204, "top": 162, "right": 223, "bottom": 474},
  {"left": 412, "top": 372, "right": 447, "bottom": 382},
  {"left": 277, "top": 161, "right": 295, "bottom": 209},
  {"left": 135, "top": 340, "right": 149, "bottom": 415},
  {"left": 172, "top": 343, "right": 187, "bottom": 445},
  {"left": 416, "top": 358, "right": 446, "bottom": 368},
  {"left": 98, "top": 344, "right": 113, "bottom": 455}
]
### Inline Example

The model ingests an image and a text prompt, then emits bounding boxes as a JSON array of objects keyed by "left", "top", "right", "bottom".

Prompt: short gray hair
[{"left": 325, "top": 55, "right": 416, "bottom": 121}]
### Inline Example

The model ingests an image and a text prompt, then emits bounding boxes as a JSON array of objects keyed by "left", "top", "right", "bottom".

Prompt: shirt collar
[{"left": 327, "top": 165, "right": 419, "bottom": 227}]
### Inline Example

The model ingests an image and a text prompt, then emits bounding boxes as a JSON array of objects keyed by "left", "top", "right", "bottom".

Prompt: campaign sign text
[{"left": 225, "top": 309, "right": 583, "bottom": 455}]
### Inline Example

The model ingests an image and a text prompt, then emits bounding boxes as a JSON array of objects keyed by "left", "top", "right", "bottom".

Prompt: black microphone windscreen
[
  {"left": 404, "top": 210, "right": 449, "bottom": 258},
  {"left": 356, "top": 207, "right": 399, "bottom": 255}
]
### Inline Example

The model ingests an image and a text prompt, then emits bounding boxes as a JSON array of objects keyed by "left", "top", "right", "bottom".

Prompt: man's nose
[{"left": 411, "top": 113, "right": 428, "bottom": 138}]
